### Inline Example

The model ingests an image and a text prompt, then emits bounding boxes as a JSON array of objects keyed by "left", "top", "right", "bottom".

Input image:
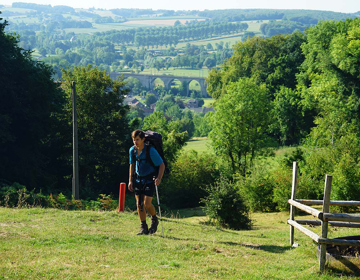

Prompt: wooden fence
[{"left": 288, "top": 162, "right": 360, "bottom": 272}]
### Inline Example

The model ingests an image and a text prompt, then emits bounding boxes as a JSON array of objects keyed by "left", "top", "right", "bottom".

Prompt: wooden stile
[{"left": 288, "top": 162, "right": 360, "bottom": 273}]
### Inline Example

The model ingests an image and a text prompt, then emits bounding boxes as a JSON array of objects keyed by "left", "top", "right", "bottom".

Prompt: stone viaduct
[{"left": 109, "top": 72, "right": 209, "bottom": 97}]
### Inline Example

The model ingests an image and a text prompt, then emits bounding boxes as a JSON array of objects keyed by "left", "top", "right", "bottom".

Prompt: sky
[{"left": 1, "top": 0, "right": 360, "bottom": 13}]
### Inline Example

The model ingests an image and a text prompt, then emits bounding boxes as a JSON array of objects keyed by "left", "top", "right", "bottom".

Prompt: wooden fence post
[
  {"left": 319, "top": 174, "right": 332, "bottom": 272},
  {"left": 290, "top": 161, "right": 298, "bottom": 246}
]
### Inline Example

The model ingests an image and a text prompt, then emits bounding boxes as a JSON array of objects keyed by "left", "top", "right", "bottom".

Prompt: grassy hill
[{"left": 1, "top": 207, "right": 359, "bottom": 279}]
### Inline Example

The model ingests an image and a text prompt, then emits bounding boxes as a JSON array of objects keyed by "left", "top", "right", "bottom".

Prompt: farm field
[{"left": 1, "top": 207, "right": 359, "bottom": 279}]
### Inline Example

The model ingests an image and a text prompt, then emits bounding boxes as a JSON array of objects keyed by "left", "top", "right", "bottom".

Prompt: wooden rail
[
  {"left": 295, "top": 219, "right": 360, "bottom": 228},
  {"left": 288, "top": 199, "right": 323, "bottom": 219},
  {"left": 287, "top": 161, "right": 360, "bottom": 273},
  {"left": 296, "top": 199, "right": 360, "bottom": 206},
  {"left": 287, "top": 219, "right": 320, "bottom": 242}
]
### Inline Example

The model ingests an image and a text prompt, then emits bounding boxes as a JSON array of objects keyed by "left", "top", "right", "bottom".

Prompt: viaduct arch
[{"left": 109, "top": 72, "right": 209, "bottom": 97}]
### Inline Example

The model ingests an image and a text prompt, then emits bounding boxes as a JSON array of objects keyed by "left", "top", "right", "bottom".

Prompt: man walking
[{"left": 128, "top": 130, "right": 165, "bottom": 235}]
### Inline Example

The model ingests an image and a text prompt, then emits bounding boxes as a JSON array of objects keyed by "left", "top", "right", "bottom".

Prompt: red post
[{"left": 118, "top": 182, "right": 126, "bottom": 212}]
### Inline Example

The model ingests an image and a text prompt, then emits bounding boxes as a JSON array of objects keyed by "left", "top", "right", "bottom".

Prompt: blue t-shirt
[{"left": 129, "top": 145, "right": 163, "bottom": 177}]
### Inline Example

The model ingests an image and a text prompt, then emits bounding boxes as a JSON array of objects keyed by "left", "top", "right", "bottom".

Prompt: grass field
[
  {"left": 182, "top": 137, "right": 212, "bottom": 153},
  {"left": 1, "top": 207, "right": 359, "bottom": 279}
]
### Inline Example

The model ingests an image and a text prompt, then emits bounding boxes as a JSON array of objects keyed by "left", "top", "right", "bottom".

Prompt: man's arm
[
  {"left": 128, "top": 163, "right": 135, "bottom": 192},
  {"left": 154, "top": 162, "right": 165, "bottom": 186}
]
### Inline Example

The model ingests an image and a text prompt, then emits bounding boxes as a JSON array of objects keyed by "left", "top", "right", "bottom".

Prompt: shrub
[
  {"left": 0, "top": 182, "right": 120, "bottom": 211},
  {"left": 0, "top": 182, "right": 28, "bottom": 207},
  {"left": 272, "top": 167, "right": 293, "bottom": 211},
  {"left": 331, "top": 137, "right": 360, "bottom": 207},
  {"left": 161, "top": 150, "right": 220, "bottom": 209},
  {"left": 280, "top": 147, "right": 304, "bottom": 168},
  {"left": 237, "top": 164, "right": 277, "bottom": 212},
  {"left": 201, "top": 178, "right": 251, "bottom": 230}
]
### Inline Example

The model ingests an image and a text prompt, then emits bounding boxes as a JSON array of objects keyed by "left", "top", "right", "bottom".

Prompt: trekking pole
[{"left": 155, "top": 184, "right": 164, "bottom": 237}]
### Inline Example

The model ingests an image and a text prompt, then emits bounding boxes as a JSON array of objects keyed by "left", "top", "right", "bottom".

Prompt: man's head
[
  {"left": 131, "top": 129, "right": 145, "bottom": 140},
  {"left": 132, "top": 130, "right": 145, "bottom": 149}
]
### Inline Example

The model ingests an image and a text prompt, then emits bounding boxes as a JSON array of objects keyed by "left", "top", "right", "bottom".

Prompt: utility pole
[{"left": 71, "top": 81, "right": 79, "bottom": 200}]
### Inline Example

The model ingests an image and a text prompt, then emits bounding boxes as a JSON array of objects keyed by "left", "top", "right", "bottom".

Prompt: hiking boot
[
  {"left": 136, "top": 222, "right": 149, "bottom": 235},
  {"left": 149, "top": 216, "right": 159, "bottom": 234}
]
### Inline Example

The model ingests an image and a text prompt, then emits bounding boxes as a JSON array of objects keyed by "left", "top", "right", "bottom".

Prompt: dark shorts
[{"left": 134, "top": 178, "right": 155, "bottom": 197}]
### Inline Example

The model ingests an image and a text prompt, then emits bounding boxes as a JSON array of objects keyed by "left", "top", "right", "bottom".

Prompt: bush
[
  {"left": 331, "top": 134, "right": 360, "bottom": 204},
  {"left": 201, "top": 178, "right": 252, "bottom": 230},
  {"left": 280, "top": 147, "right": 304, "bottom": 168},
  {"left": 237, "top": 164, "right": 277, "bottom": 212},
  {"left": 161, "top": 150, "right": 220, "bottom": 209},
  {"left": 0, "top": 182, "right": 120, "bottom": 211},
  {"left": 272, "top": 167, "right": 293, "bottom": 211}
]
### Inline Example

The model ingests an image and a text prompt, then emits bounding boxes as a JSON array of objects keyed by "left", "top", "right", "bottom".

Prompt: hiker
[{"left": 128, "top": 129, "right": 165, "bottom": 235}]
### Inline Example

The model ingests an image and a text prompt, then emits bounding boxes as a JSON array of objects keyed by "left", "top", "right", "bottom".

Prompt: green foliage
[
  {"left": 210, "top": 78, "right": 271, "bottom": 175},
  {"left": 193, "top": 112, "right": 213, "bottom": 137},
  {"left": 161, "top": 150, "right": 220, "bottom": 209},
  {"left": 61, "top": 65, "right": 131, "bottom": 194},
  {"left": 0, "top": 18, "right": 67, "bottom": 188},
  {"left": 202, "top": 178, "right": 251, "bottom": 230},
  {"left": 206, "top": 32, "right": 305, "bottom": 100},
  {"left": 124, "top": 77, "right": 145, "bottom": 95},
  {"left": 260, "top": 20, "right": 306, "bottom": 37},
  {"left": 280, "top": 147, "right": 304, "bottom": 168},
  {"left": 271, "top": 167, "right": 293, "bottom": 211},
  {"left": 142, "top": 111, "right": 189, "bottom": 164},
  {"left": 145, "top": 93, "right": 157, "bottom": 107},
  {"left": 271, "top": 87, "right": 306, "bottom": 145},
  {"left": 236, "top": 164, "right": 277, "bottom": 212},
  {"left": 327, "top": 134, "right": 360, "bottom": 202},
  {"left": 295, "top": 18, "right": 360, "bottom": 204},
  {"left": 0, "top": 182, "right": 121, "bottom": 211}
]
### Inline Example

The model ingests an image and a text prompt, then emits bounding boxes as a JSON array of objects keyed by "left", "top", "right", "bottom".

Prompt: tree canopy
[{"left": 0, "top": 15, "right": 65, "bottom": 188}]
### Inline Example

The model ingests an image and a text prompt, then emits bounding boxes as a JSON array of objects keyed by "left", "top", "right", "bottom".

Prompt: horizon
[{"left": 1, "top": 0, "right": 360, "bottom": 14}]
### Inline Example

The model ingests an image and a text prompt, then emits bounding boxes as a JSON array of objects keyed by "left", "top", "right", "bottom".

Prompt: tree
[
  {"left": 297, "top": 18, "right": 360, "bottom": 202},
  {"left": 270, "top": 87, "right": 305, "bottom": 145},
  {"left": 193, "top": 112, "right": 213, "bottom": 137},
  {"left": 203, "top": 56, "right": 216, "bottom": 70},
  {"left": 210, "top": 78, "right": 271, "bottom": 175},
  {"left": 61, "top": 65, "right": 131, "bottom": 195},
  {"left": 145, "top": 93, "right": 157, "bottom": 107},
  {"left": 206, "top": 33, "right": 305, "bottom": 100},
  {"left": 298, "top": 18, "right": 360, "bottom": 147},
  {"left": 142, "top": 111, "right": 188, "bottom": 164},
  {"left": 0, "top": 16, "right": 66, "bottom": 189},
  {"left": 124, "top": 77, "right": 144, "bottom": 95}
]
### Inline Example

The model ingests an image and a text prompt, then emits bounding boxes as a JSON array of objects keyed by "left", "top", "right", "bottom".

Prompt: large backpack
[{"left": 133, "top": 130, "right": 170, "bottom": 175}]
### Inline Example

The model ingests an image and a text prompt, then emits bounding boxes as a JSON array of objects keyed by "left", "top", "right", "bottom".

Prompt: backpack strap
[
  {"left": 145, "top": 144, "right": 156, "bottom": 168},
  {"left": 133, "top": 144, "right": 156, "bottom": 168},
  {"left": 131, "top": 146, "right": 136, "bottom": 163}
]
